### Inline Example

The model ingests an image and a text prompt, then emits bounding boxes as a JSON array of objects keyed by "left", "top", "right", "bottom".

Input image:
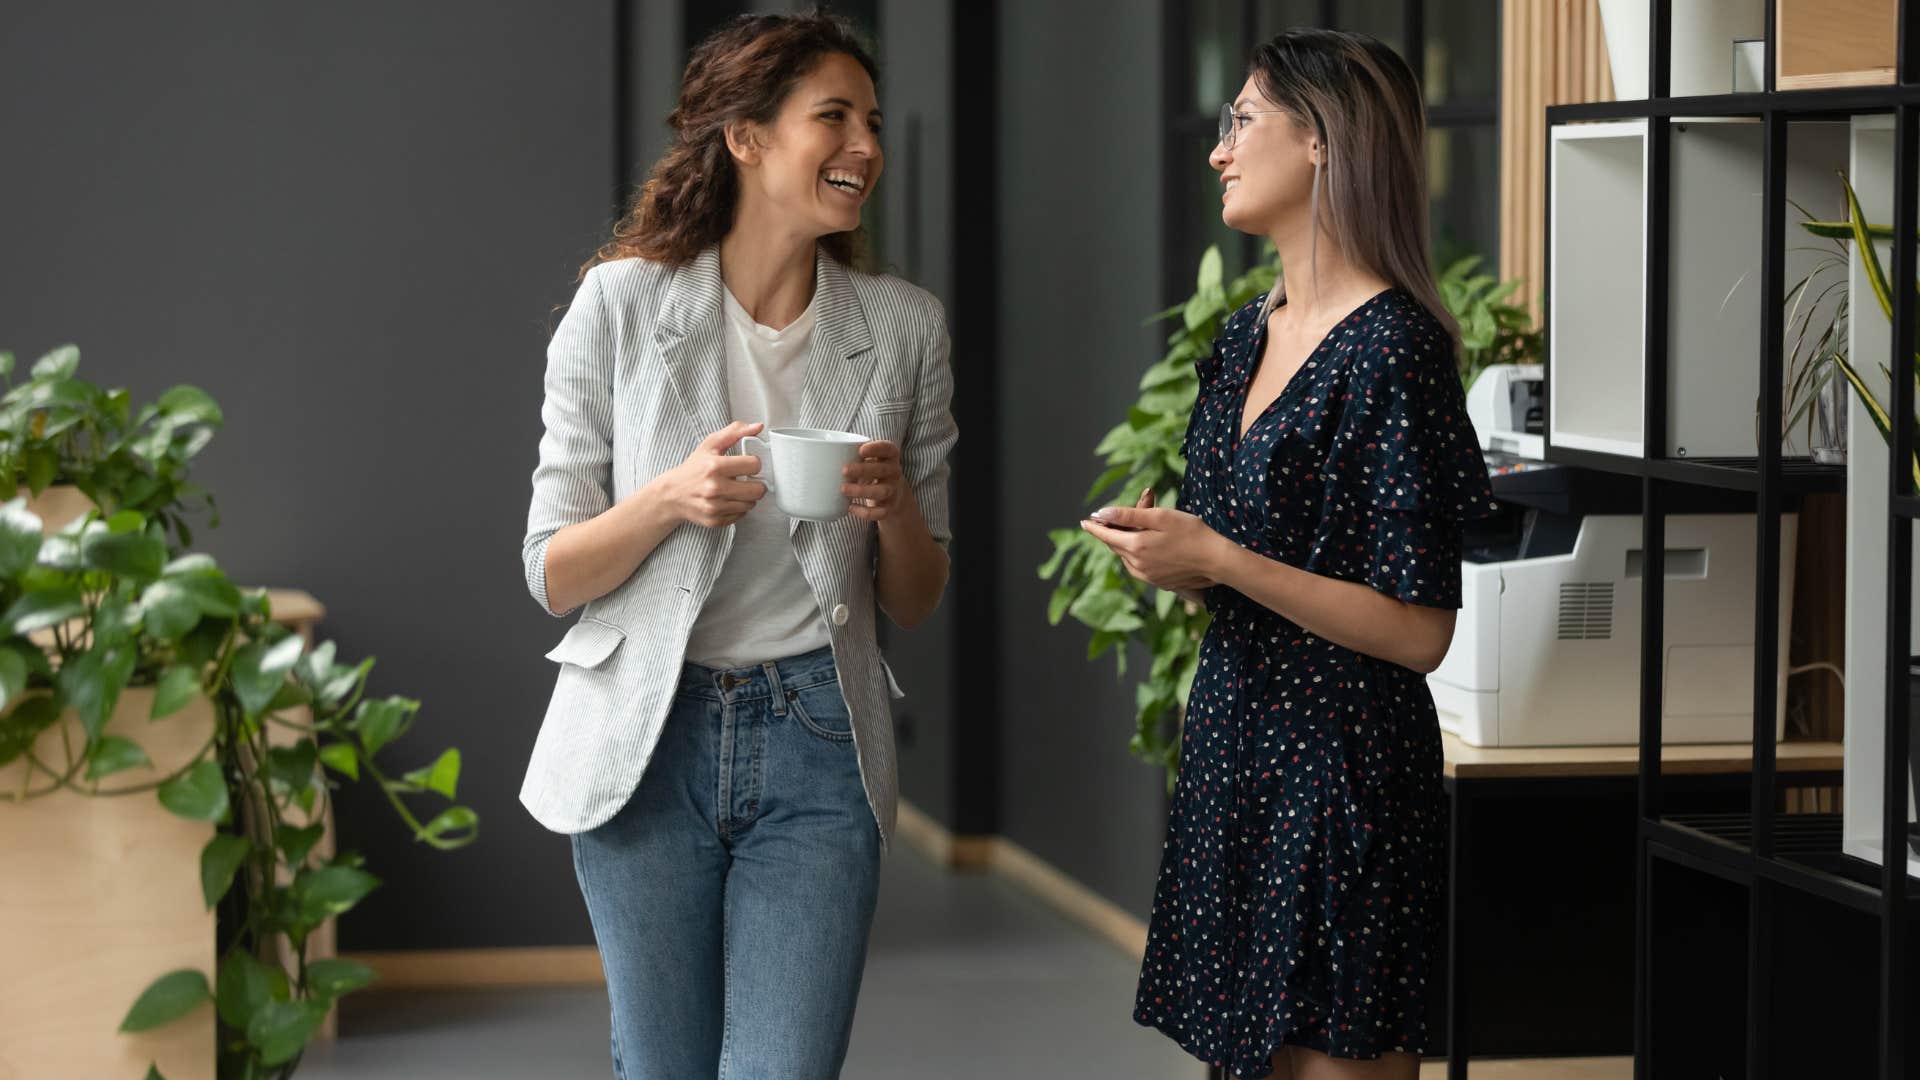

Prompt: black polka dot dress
[{"left": 1133, "top": 288, "right": 1498, "bottom": 1075}]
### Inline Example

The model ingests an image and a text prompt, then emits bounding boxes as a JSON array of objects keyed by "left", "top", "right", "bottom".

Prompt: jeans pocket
[{"left": 788, "top": 683, "right": 854, "bottom": 742}]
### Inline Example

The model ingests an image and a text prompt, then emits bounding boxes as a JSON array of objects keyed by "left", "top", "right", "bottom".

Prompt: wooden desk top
[{"left": 1442, "top": 731, "right": 1845, "bottom": 780}]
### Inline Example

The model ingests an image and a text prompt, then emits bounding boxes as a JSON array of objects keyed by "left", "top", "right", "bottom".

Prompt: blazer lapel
[
  {"left": 652, "top": 247, "right": 730, "bottom": 439},
  {"left": 793, "top": 249, "right": 878, "bottom": 439},
  {"left": 790, "top": 249, "right": 878, "bottom": 538}
]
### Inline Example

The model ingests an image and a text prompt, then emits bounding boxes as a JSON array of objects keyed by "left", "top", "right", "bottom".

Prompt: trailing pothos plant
[
  {"left": 1040, "top": 246, "right": 1543, "bottom": 789},
  {"left": 0, "top": 346, "right": 476, "bottom": 1079}
]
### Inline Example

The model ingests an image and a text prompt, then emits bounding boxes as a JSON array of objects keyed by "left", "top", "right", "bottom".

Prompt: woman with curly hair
[{"left": 517, "top": 11, "right": 956, "bottom": 1078}]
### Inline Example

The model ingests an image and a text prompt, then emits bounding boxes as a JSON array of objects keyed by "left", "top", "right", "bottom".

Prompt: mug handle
[{"left": 738, "top": 435, "right": 775, "bottom": 493}]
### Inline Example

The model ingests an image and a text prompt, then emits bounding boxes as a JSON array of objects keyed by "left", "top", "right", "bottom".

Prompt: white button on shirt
[{"left": 831, "top": 603, "right": 850, "bottom": 626}]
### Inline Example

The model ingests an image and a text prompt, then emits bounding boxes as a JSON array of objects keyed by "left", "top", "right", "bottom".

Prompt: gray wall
[
  {"left": 991, "top": 0, "right": 1174, "bottom": 913},
  {"left": 2, "top": 0, "right": 1177, "bottom": 950},
  {"left": 0, "top": 0, "right": 615, "bottom": 950}
]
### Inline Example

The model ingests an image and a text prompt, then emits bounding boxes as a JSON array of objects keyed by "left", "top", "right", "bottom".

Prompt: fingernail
[{"left": 1090, "top": 508, "right": 1115, "bottom": 521}]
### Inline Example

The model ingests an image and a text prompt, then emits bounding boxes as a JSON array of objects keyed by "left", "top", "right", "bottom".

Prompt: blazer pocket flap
[
  {"left": 872, "top": 397, "right": 913, "bottom": 416},
  {"left": 544, "top": 618, "right": 626, "bottom": 669}
]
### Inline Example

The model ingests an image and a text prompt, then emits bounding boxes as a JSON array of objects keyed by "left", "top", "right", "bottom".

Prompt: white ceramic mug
[{"left": 739, "top": 427, "right": 869, "bottom": 522}]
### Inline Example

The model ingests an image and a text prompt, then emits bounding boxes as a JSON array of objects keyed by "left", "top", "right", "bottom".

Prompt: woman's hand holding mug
[
  {"left": 658, "top": 421, "right": 770, "bottom": 528},
  {"left": 842, "top": 440, "right": 910, "bottom": 523}
]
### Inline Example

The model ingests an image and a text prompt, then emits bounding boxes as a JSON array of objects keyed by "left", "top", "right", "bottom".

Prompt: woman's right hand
[{"left": 653, "top": 421, "right": 769, "bottom": 528}]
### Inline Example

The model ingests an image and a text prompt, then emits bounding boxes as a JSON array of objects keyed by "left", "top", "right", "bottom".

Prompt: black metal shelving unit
[{"left": 1543, "top": 3, "right": 1918, "bottom": 1076}]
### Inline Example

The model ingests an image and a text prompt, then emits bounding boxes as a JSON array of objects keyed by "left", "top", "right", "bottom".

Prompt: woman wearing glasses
[
  {"left": 1082, "top": 29, "right": 1494, "bottom": 1080},
  {"left": 519, "top": 11, "right": 955, "bottom": 1078}
]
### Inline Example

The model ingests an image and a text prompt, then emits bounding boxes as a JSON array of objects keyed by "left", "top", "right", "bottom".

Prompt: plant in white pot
[{"left": 0, "top": 346, "right": 476, "bottom": 1079}]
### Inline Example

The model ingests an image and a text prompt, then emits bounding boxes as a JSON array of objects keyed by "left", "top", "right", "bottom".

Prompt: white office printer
[{"left": 1429, "top": 364, "right": 1794, "bottom": 747}]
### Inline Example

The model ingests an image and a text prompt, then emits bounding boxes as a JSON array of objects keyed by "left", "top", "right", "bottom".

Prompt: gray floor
[{"left": 298, "top": 843, "right": 1208, "bottom": 1079}]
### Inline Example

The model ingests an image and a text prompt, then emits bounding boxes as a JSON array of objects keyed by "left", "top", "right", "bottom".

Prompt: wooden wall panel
[{"left": 1499, "top": 0, "right": 1616, "bottom": 315}]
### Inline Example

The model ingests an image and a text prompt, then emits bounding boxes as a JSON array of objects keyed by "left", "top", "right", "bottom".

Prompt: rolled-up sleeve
[{"left": 522, "top": 267, "right": 616, "bottom": 617}]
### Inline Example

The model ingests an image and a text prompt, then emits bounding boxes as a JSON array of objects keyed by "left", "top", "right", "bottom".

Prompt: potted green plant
[
  {"left": 1039, "top": 247, "right": 1543, "bottom": 788},
  {"left": 1795, "top": 175, "right": 1920, "bottom": 485},
  {"left": 1437, "top": 254, "right": 1545, "bottom": 389},
  {"left": 0, "top": 346, "right": 475, "bottom": 1079}
]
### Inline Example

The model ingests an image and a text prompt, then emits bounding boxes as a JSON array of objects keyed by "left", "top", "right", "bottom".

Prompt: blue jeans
[{"left": 570, "top": 645, "right": 883, "bottom": 1080}]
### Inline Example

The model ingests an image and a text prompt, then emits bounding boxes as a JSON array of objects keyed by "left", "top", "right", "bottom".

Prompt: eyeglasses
[{"left": 1218, "top": 103, "right": 1288, "bottom": 150}]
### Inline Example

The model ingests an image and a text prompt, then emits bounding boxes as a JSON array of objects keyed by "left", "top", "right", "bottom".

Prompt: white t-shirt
[{"left": 682, "top": 286, "right": 832, "bottom": 670}]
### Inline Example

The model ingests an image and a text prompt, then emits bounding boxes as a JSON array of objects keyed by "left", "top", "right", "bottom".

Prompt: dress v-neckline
[{"left": 1232, "top": 288, "right": 1394, "bottom": 450}]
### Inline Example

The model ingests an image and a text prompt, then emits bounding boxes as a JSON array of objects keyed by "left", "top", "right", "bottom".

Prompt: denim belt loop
[{"left": 762, "top": 659, "right": 789, "bottom": 716}]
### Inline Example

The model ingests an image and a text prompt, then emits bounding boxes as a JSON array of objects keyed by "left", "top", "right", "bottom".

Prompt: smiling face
[
  {"left": 730, "top": 51, "right": 884, "bottom": 240},
  {"left": 1209, "top": 75, "right": 1321, "bottom": 236}
]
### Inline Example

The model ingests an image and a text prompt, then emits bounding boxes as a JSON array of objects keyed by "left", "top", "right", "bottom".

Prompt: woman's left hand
[
  {"left": 1080, "top": 506, "right": 1228, "bottom": 592},
  {"left": 843, "top": 440, "right": 912, "bottom": 523}
]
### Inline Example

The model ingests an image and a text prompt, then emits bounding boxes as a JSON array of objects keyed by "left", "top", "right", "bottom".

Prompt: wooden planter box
[
  {"left": 0, "top": 488, "right": 331, "bottom": 1077},
  {"left": 0, "top": 690, "right": 221, "bottom": 1080},
  {"left": 1777, "top": 0, "right": 1896, "bottom": 90}
]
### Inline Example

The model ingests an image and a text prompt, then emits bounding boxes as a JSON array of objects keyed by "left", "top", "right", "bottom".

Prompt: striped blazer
[{"left": 518, "top": 246, "right": 956, "bottom": 847}]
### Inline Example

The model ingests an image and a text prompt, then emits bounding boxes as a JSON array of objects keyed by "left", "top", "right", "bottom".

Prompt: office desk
[{"left": 1440, "top": 734, "right": 1844, "bottom": 1078}]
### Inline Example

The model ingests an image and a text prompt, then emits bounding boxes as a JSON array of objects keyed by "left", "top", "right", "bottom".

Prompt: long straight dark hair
[{"left": 1248, "top": 29, "right": 1457, "bottom": 348}]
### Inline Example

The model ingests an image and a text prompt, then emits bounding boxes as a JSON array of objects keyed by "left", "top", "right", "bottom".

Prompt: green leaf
[
  {"left": 230, "top": 635, "right": 305, "bottom": 718},
  {"left": 0, "top": 498, "right": 44, "bottom": 579},
  {"left": 158, "top": 760, "right": 229, "bottom": 823},
  {"left": 152, "top": 664, "right": 201, "bottom": 719},
  {"left": 164, "top": 567, "right": 242, "bottom": 617},
  {"left": 119, "top": 969, "right": 211, "bottom": 1032},
  {"left": 0, "top": 694, "right": 59, "bottom": 767},
  {"left": 21, "top": 445, "right": 56, "bottom": 495},
  {"left": 59, "top": 641, "right": 137, "bottom": 741},
  {"left": 403, "top": 748, "right": 462, "bottom": 799},
  {"left": 1, "top": 587, "right": 83, "bottom": 636},
  {"left": 144, "top": 1067, "right": 164, "bottom": 1080},
  {"left": 294, "top": 865, "right": 379, "bottom": 922},
  {"left": 199, "top": 833, "right": 251, "bottom": 908},
  {"left": 1081, "top": 463, "right": 1133, "bottom": 506},
  {"left": 1037, "top": 531, "right": 1081, "bottom": 580},
  {"left": 1047, "top": 582, "right": 1080, "bottom": 626},
  {"left": 352, "top": 696, "right": 416, "bottom": 757},
  {"left": 420, "top": 805, "right": 479, "bottom": 844},
  {"left": 317, "top": 656, "right": 373, "bottom": 708},
  {"left": 157, "top": 385, "right": 224, "bottom": 426},
  {"left": 163, "top": 552, "right": 218, "bottom": 575},
  {"left": 268, "top": 681, "right": 313, "bottom": 711},
  {"left": 247, "top": 999, "right": 324, "bottom": 1066},
  {"left": 79, "top": 526, "right": 166, "bottom": 580},
  {"left": 31, "top": 344, "right": 79, "bottom": 381},
  {"left": 1068, "top": 588, "right": 1144, "bottom": 634},
  {"left": 86, "top": 734, "right": 152, "bottom": 779},
  {"left": 104, "top": 509, "right": 144, "bottom": 533},
  {"left": 216, "top": 948, "right": 280, "bottom": 1031},
  {"left": 0, "top": 647, "right": 28, "bottom": 712},
  {"left": 306, "top": 957, "right": 378, "bottom": 1002},
  {"left": 275, "top": 823, "right": 327, "bottom": 866},
  {"left": 318, "top": 741, "right": 359, "bottom": 780},
  {"left": 1195, "top": 244, "right": 1224, "bottom": 300},
  {"left": 138, "top": 580, "right": 204, "bottom": 640},
  {"left": 266, "top": 741, "right": 318, "bottom": 795}
]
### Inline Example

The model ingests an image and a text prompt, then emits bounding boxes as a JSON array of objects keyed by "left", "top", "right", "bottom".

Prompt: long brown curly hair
[{"left": 581, "top": 10, "right": 878, "bottom": 278}]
